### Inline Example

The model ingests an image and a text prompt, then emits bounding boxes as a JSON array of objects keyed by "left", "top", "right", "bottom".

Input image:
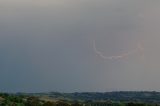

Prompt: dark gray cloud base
[{"left": 0, "top": 0, "right": 160, "bottom": 92}]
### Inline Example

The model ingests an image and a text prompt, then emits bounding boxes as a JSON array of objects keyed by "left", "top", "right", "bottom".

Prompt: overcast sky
[{"left": 0, "top": 0, "right": 160, "bottom": 92}]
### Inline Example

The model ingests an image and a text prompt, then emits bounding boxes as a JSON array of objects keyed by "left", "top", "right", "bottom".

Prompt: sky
[{"left": 0, "top": 0, "right": 160, "bottom": 92}]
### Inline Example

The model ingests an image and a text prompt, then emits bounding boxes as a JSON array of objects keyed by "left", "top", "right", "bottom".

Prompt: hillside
[{"left": 20, "top": 91, "right": 160, "bottom": 103}]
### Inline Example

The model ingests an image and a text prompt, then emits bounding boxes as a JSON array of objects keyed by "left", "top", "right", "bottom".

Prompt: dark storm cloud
[{"left": 0, "top": 0, "right": 159, "bottom": 92}]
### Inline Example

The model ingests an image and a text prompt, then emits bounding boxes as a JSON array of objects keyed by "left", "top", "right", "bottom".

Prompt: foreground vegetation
[{"left": 1, "top": 91, "right": 160, "bottom": 106}]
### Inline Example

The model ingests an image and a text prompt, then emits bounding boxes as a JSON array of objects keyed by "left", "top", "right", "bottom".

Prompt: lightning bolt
[{"left": 93, "top": 40, "right": 144, "bottom": 60}]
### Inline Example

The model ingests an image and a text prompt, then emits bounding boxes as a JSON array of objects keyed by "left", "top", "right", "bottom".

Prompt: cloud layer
[{"left": 0, "top": 0, "right": 160, "bottom": 92}]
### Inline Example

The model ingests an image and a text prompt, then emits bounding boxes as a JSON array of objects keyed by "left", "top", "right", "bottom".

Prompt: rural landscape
[{"left": 1, "top": 91, "right": 160, "bottom": 106}]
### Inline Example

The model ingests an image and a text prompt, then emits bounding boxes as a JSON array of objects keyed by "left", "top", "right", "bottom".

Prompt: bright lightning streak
[{"left": 93, "top": 40, "right": 144, "bottom": 60}]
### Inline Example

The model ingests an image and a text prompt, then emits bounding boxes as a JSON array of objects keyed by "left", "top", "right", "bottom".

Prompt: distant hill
[{"left": 16, "top": 91, "right": 160, "bottom": 103}]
